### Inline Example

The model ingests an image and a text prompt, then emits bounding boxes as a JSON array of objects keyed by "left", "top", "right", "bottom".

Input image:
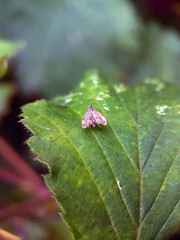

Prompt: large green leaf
[{"left": 22, "top": 70, "right": 180, "bottom": 240}]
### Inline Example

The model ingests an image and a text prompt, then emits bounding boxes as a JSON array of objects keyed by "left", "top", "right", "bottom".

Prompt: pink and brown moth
[{"left": 82, "top": 104, "right": 107, "bottom": 128}]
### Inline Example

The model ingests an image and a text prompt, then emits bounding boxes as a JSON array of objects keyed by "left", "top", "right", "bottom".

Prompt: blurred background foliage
[
  {"left": 0, "top": 41, "right": 71, "bottom": 239},
  {"left": 0, "top": 0, "right": 180, "bottom": 239},
  {"left": 0, "top": 0, "right": 180, "bottom": 98}
]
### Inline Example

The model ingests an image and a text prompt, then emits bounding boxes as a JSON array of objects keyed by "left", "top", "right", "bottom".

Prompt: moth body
[{"left": 82, "top": 104, "right": 107, "bottom": 128}]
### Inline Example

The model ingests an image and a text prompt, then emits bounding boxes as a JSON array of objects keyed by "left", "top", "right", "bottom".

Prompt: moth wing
[
  {"left": 82, "top": 109, "right": 93, "bottom": 128},
  {"left": 92, "top": 109, "right": 107, "bottom": 125}
]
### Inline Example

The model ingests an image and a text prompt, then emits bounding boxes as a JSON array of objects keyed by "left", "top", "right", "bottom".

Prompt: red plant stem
[
  {"left": 0, "top": 189, "right": 54, "bottom": 221},
  {"left": 0, "top": 228, "right": 22, "bottom": 240},
  {"left": 0, "top": 137, "right": 42, "bottom": 188},
  {"left": 0, "top": 167, "right": 23, "bottom": 186}
]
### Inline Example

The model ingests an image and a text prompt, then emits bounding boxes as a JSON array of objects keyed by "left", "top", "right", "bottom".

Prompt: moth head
[{"left": 89, "top": 104, "right": 93, "bottom": 109}]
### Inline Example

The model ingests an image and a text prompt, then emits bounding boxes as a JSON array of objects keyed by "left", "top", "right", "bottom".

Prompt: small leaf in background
[
  {"left": 0, "top": 39, "right": 24, "bottom": 58},
  {"left": 0, "top": 38, "right": 23, "bottom": 78},
  {"left": 0, "top": 84, "right": 14, "bottom": 122},
  {"left": 0, "top": 56, "right": 8, "bottom": 78},
  {"left": 0, "top": 38, "right": 23, "bottom": 119},
  {"left": 22, "top": 70, "right": 180, "bottom": 240}
]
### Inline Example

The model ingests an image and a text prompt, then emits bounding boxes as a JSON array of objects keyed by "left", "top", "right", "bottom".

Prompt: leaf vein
[
  {"left": 142, "top": 149, "right": 180, "bottom": 223},
  {"left": 134, "top": 89, "right": 141, "bottom": 240},
  {"left": 142, "top": 122, "right": 165, "bottom": 171},
  {"left": 93, "top": 103, "right": 138, "bottom": 173},
  {"left": 154, "top": 199, "right": 180, "bottom": 240}
]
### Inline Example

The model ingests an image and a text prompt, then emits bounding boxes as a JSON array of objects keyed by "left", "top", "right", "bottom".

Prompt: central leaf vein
[{"left": 134, "top": 89, "right": 141, "bottom": 240}]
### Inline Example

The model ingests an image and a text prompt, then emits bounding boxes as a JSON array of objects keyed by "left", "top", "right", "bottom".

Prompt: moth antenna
[
  {"left": 78, "top": 96, "right": 90, "bottom": 105},
  {"left": 78, "top": 95, "right": 97, "bottom": 106},
  {"left": 91, "top": 96, "right": 97, "bottom": 105}
]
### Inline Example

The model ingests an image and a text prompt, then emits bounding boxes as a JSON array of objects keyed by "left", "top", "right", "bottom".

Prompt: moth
[{"left": 82, "top": 104, "right": 107, "bottom": 128}]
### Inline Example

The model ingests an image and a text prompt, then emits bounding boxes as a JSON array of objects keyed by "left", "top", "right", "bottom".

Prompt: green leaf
[
  {"left": 0, "top": 38, "right": 24, "bottom": 58},
  {"left": 0, "top": 56, "right": 8, "bottom": 78},
  {"left": 0, "top": 84, "right": 14, "bottom": 122},
  {"left": 0, "top": 39, "right": 21, "bottom": 120},
  {"left": 22, "top": 70, "right": 180, "bottom": 240},
  {"left": 0, "top": 39, "right": 24, "bottom": 78}
]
